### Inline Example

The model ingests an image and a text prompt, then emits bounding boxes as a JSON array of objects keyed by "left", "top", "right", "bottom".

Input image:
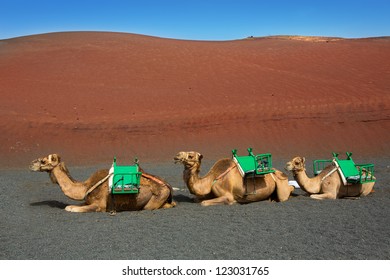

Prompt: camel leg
[
  {"left": 65, "top": 204, "right": 101, "bottom": 213},
  {"left": 275, "top": 179, "right": 295, "bottom": 202},
  {"left": 310, "top": 192, "right": 337, "bottom": 200},
  {"left": 160, "top": 201, "right": 177, "bottom": 209},
  {"left": 143, "top": 187, "right": 172, "bottom": 210},
  {"left": 361, "top": 182, "right": 375, "bottom": 196},
  {"left": 201, "top": 196, "right": 236, "bottom": 206}
]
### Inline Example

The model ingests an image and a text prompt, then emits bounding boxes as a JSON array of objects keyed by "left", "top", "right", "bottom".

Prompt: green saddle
[
  {"left": 232, "top": 148, "right": 275, "bottom": 177},
  {"left": 313, "top": 152, "right": 375, "bottom": 184},
  {"left": 109, "top": 157, "right": 142, "bottom": 194}
]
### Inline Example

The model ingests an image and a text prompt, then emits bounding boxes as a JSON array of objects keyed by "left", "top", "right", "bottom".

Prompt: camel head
[
  {"left": 174, "top": 151, "right": 203, "bottom": 169},
  {"left": 29, "top": 154, "right": 62, "bottom": 172},
  {"left": 285, "top": 156, "right": 306, "bottom": 174}
]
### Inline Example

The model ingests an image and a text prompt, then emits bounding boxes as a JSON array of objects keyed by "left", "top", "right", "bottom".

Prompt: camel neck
[
  {"left": 51, "top": 165, "right": 88, "bottom": 201},
  {"left": 183, "top": 164, "right": 212, "bottom": 196},
  {"left": 294, "top": 169, "right": 321, "bottom": 194}
]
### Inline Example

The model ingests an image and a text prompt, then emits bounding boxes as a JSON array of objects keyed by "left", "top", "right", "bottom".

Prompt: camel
[
  {"left": 285, "top": 156, "right": 375, "bottom": 199},
  {"left": 174, "top": 151, "right": 294, "bottom": 206},
  {"left": 29, "top": 154, "right": 176, "bottom": 213}
]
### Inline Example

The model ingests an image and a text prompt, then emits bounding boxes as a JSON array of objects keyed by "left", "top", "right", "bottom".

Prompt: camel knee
[
  {"left": 143, "top": 188, "right": 172, "bottom": 210},
  {"left": 275, "top": 182, "right": 294, "bottom": 202}
]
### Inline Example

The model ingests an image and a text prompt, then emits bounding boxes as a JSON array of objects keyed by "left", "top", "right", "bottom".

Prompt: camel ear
[
  {"left": 302, "top": 157, "right": 305, "bottom": 164},
  {"left": 197, "top": 153, "right": 203, "bottom": 161},
  {"left": 50, "top": 154, "right": 60, "bottom": 164}
]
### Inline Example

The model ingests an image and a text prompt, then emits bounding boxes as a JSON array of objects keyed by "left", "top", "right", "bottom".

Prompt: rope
[
  {"left": 83, "top": 173, "right": 112, "bottom": 200},
  {"left": 141, "top": 173, "right": 169, "bottom": 187},
  {"left": 270, "top": 172, "right": 276, "bottom": 182},
  {"left": 320, "top": 167, "right": 338, "bottom": 183},
  {"left": 212, "top": 164, "right": 237, "bottom": 186}
]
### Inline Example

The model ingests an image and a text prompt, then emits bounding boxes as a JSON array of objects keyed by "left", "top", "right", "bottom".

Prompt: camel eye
[{"left": 188, "top": 155, "right": 193, "bottom": 159}]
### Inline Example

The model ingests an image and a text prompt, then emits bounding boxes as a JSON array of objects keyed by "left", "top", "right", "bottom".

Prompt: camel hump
[
  {"left": 87, "top": 169, "right": 110, "bottom": 185},
  {"left": 210, "top": 158, "right": 235, "bottom": 175},
  {"left": 140, "top": 170, "right": 175, "bottom": 203}
]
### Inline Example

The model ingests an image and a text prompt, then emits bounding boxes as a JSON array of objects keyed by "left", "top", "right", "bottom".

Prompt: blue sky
[{"left": 0, "top": 0, "right": 389, "bottom": 40}]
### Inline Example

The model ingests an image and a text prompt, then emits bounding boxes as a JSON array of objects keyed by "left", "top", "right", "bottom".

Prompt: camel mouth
[
  {"left": 29, "top": 163, "right": 41, "bottom": 172},
  {"left": 174, "top": 152, "right": 187, "bottom": 164},
  {"left": 29, "top": 160, "right": 41, "bottom": 172},
  {"left": 284, "top": 163, "right": 293, "bottom": 172},
  {"left": 173, "top": 156, "right": 183, "bottom": 164}
]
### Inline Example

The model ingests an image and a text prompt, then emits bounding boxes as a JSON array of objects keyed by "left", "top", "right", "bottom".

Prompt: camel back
[
  {"left": 232, "top": 148, "right": 275, "bottom": 177},
  {"left": 109, "top": 157, "right": 141, "bottom": 194},
  {"left": 313, "top": 152, "right": 375, "bottom": 184}
]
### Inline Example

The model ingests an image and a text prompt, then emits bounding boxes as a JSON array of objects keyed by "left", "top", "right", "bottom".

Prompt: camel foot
[
  {"left": 310, "top": 193, "right": 336, "bottom": 200},
  {"left": 65, "top": 205, "right": 78, "bottom": 212},
  {"left": 65, "top": 204, "right": 100, "bottom": 213},
  {"left": 200, "top": 197, "right": 236, "bottom": 206},
  {"left": 161, "top": 201, "right": 176, "bottom": 209},
  {"left": 343, "top": 196, "right": 360, "bottom": 200}
]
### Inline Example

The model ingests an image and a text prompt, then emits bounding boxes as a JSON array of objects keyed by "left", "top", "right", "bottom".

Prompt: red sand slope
[{"left": 0, "top": 32, "right": 389, "bottom": 167}]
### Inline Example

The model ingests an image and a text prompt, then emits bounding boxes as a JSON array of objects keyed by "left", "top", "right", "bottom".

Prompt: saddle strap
[
  {"left": 141, "top": 173, "right": 169, "bottom": 188},
  {"left": 320, "top": 166, "right": 339, "bottom": 183},
  {"left": 84, "top": 173, "right": 112, "bottom": 200},
  {"left": 212, "top": 164, "right": 237, "bottom": 186}
]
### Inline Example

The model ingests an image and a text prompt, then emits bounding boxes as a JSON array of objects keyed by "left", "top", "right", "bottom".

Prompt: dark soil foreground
[{"left": 1, "top": 157, "right": 389, "bottom": 260}]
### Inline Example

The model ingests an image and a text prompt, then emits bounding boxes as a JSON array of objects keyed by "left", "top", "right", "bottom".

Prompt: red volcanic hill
[{"left": 0, "top": 32, "right": 389, "bottom": 167}]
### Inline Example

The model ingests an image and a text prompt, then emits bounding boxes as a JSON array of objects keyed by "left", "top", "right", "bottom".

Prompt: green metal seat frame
[
  {"left": 313, "top": 159, "right": 333, "bottom": 176},
  {"left": 232, "top": 148, "right": 275, "bottom": 177},
  {"left": 110, "top": 157, "right": 142, "bottom": 194}
]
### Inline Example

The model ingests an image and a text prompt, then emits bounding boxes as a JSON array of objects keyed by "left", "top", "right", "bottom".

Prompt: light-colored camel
[
  {"left": 174, "top": 151, "right": 294, "bottom": 206},
  {"left": 285, "top": 156, "right": 375, "bottom": 199},
  {"left": 29, "top": 154, "right": 176, "bottom": 212}
]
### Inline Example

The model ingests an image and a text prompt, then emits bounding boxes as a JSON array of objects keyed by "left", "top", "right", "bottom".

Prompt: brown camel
[
  {"left": 285, "top": 156, "right": 375, "bottom": 199},
  {"left": 29, "top": 154, "right": 176, "bottom": 212},
  {"left": 174, "top": 151, "right": 294, "bottom": 206}
]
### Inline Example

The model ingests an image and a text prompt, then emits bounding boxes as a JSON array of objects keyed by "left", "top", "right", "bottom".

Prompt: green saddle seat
[
  {"left": 232, "top": 148, "right": 275, "bottom": 177},
  {"left": 109, "top": 157, "right": 142, "bottom": 194},
  {"left": 313, "top": 152, "right": 375, "bottom": 184}
]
